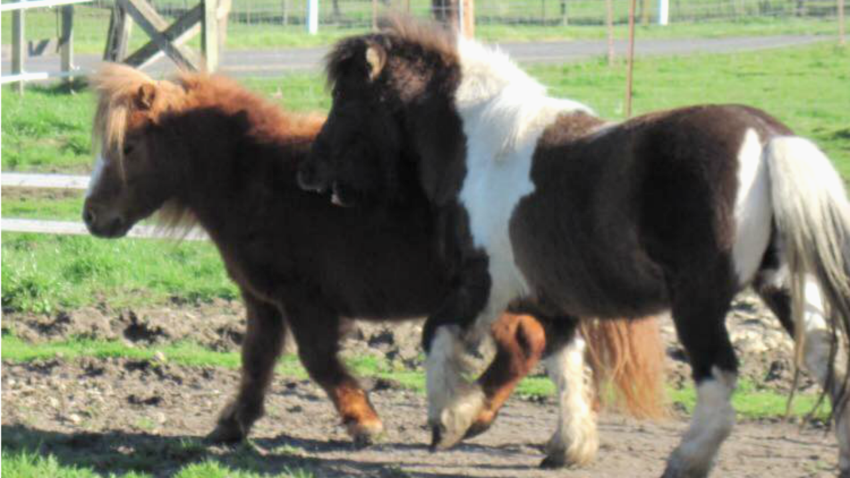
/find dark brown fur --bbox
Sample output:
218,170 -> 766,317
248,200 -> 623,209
299,19 -> 849,470
84,64 -> 666,447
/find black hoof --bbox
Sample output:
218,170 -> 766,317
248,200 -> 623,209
539,456 -> 566,469
463,420 -> 493,440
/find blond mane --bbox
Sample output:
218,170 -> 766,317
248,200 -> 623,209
89,64 -> 325,236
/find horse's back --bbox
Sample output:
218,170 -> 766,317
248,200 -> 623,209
510,104 -> 791,317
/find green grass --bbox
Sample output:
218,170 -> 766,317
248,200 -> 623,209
3,43 -> 849,314
0,332 -> 830,419
1,1 -> 841,55
3,42 -> 847,175
0,446 -> 314,478
1,232 -> 238,314
1,191 -> 84,221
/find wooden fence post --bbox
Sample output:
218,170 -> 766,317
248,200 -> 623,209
12,9 -> 25,93
104,3 -> 133,61
202,0 -> 219,71
625,0 -> 637,117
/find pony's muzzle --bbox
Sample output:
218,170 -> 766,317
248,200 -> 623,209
83,202 -> 129,238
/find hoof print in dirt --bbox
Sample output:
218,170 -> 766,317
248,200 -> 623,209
122,312 -> 169,344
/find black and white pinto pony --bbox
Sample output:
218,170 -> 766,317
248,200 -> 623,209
297,19 -> 850,477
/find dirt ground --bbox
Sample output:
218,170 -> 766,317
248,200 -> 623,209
0,293 -> 842,477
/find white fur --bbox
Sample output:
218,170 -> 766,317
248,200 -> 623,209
454,38 -> 594,338
765,136 -> 850,474
425,326 -> 485,447
665,367 -> 737,477
544,336 -> 598,466
426,38 -> 597,445
86,154 -> 106,198
800,278 -> 850,471
732,129 -> 773,285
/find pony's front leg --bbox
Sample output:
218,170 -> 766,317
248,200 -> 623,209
464,314 -> 547,439
209,291 -> 287,444
423,254 -> 497,450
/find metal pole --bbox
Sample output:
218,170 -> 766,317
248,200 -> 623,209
60,5 -> 74,84
458,0 -> 464,37
307,0 -> 318,34
12,9 -> 25,93
625,0 -> 637,117
658,0 -> 668,25
606,0 -> 614,66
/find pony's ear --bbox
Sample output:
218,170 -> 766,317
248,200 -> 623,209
135,83 -> 157,110
365,43 -> 386,81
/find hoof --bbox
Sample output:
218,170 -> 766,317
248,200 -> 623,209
539,455 -> 567,469
429,419 -> 470,451
660,463 -> 710,478
463,419 -> 494,440
206,419 -> 247,445
346,419 -> 384,449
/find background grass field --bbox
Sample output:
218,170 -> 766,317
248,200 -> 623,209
2,41 -> 848,477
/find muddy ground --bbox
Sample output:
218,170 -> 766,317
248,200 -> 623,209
1,293 -> 842,477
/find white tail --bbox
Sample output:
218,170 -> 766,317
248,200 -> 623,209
766,136 -> 850,403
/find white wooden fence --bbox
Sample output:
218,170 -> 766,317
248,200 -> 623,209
1,173 -> 208,241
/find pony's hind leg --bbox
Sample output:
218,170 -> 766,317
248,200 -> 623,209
209,292 -> 287,444
288,304 -> 383,447
755,270 -> 850,475
662,279 -> 738,478
465,313 -> 547,439
539,316 -> 599,469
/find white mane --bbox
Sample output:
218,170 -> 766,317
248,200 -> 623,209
454,38 -> 594,162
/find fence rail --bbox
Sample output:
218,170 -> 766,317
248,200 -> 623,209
1,173 -> 208,240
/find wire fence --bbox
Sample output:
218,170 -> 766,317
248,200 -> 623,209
1,0 -> 843,57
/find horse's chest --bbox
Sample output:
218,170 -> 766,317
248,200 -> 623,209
458,138 -> 539,302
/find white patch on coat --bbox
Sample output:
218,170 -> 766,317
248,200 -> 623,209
664,367 -> 736,477
732,128 -> 773,286
86,154 -> 107,198
425,325 -> 485,446
544,335 -> 598,466
453,38 -> 595,336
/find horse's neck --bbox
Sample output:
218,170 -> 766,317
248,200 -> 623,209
180,129 -> 305,235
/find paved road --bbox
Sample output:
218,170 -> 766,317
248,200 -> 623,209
2,34 -> 828,79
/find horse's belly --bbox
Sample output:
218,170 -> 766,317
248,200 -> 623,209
509,215 -> 669,319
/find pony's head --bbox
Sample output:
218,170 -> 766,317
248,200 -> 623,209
84,64 -> 187,238
298,17 -> 458,207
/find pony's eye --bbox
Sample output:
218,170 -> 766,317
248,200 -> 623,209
123,143 -> 135,156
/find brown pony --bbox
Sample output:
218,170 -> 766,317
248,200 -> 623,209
83,64 -> 666,449
299,18 -> 850,475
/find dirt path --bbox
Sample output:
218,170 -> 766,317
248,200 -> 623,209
1,291 -> 838,476
2,357 -> 839,478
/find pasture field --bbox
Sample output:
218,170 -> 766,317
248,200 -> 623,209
2,43 -> 848,476
1,5 -> 839,54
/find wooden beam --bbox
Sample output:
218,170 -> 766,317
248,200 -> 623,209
59,5 -> 74,83
12,9 -> 24,93
121,0 -> 199,70
124,3 -> 202,69
461,0 -> 474,38
104,3 -> 133,61
0,0 -> 91,13
202,0 -> 219,71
